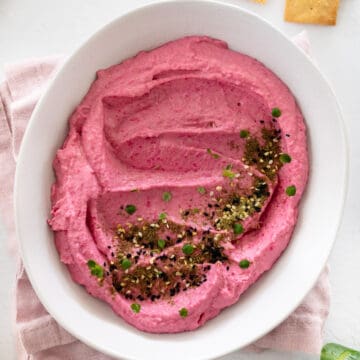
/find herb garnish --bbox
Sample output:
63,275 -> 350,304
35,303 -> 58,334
157,239 -> 166,249
286,185 -> 296,196
121,258 -> 132,270
223,167 -> 235,179
182,244 -> 194,255
240,130 -> 249,138
233,223 -> 244,235
159,212 -> 167,220
125,204 -> 137,215
206,148 -> 220,159
87,259 -> 104,279
162,191 -> 172,202
197,187 -> 206,195
271,107 -> 282,117
131,303 -> 141,313
279,153 -> 291,164
179,308 -> 188,317
239,259 -> 251,269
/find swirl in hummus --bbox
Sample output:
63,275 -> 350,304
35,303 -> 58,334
49,36 -> 308,333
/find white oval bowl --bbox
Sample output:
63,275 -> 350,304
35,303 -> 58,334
14,1 -> 347,359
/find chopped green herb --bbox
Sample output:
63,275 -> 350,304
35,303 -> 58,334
207,148 -> 220,159
87,260 -> 96,268
91,267 -> 104,278
159,212 -> 167,220
197,187 -> 206,195
125,204 -> 136,215
240,130 -> 249,138
233,223 -> 244,235
131,303 -> 141,313
286,185 -> 296,196
239,259 -> 251,269
272,107 -> 282,117
157,239 -> 166,249
121,258 -> 132,270
87,259 -> 104,279
279,153 -> 292,164
162,191 -> 172,202
182,244 -> 194,255
179,308 -> 188,317
223,168 -> 235,179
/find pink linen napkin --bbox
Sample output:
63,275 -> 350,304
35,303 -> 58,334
0,31 -> 330,359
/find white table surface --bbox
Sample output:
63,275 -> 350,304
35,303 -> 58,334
1,0 -> 359,359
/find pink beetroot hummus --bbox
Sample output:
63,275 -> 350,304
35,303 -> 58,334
49,36 -> 308,333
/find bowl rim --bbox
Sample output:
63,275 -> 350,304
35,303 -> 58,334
14,0 -> 349,359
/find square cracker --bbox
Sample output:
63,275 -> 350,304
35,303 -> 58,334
284,0 -> 339,25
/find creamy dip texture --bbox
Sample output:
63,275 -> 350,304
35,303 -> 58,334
49,36 -> 308,333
